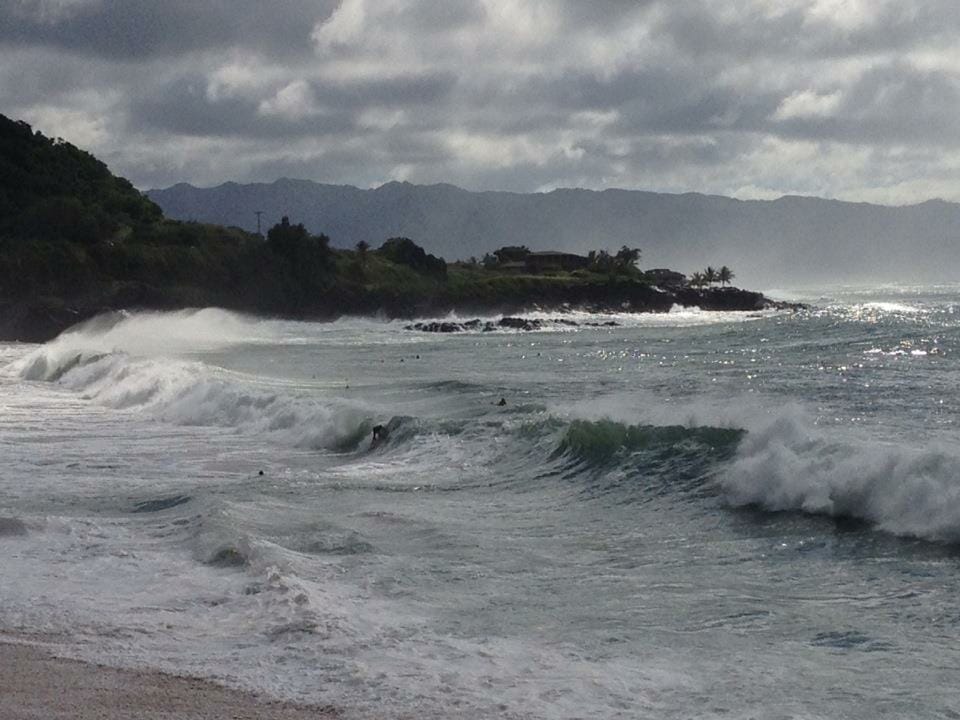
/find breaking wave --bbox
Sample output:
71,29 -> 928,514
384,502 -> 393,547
7,311 -> 377,452
720,408 -> 960,543
553,398 -> 960,544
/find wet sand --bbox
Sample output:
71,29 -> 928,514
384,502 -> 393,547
0,641 -> 338,720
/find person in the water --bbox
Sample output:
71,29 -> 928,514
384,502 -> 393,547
371,424 -> 388,447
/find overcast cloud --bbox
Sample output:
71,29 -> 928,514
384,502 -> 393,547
3,0 -> 960,203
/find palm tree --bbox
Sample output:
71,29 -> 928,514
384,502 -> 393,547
690,271 -> 706,289
718,266 -> 734,287
615,245 -> 641,269
704,266 -> 718,286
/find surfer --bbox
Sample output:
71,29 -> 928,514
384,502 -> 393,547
371,424 -> 388,447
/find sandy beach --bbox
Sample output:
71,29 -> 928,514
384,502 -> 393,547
0,641 -> 338,720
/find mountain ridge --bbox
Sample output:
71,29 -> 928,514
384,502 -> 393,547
148,179 -> 960,286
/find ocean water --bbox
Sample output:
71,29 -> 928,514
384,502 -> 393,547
2,286 -> 960,719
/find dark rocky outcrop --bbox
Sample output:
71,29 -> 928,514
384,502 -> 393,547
405,317 -> 545,333
404,316 -> 627,333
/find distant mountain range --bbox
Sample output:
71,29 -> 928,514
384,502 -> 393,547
148,179 -> 960,287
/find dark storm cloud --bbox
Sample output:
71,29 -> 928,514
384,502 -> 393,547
4,0 -> 960,203
127,76 -> 354,139
519,66 -> 779,135
656,2 -> 960,61
125,70 -> 454,139
2,0 -> 336,59
312,72 -> 459,108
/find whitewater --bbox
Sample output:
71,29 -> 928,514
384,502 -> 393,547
2,285 -> 960,719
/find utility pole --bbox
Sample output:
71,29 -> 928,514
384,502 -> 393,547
254,210 -> 265,237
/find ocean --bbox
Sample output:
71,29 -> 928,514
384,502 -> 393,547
2,285 -> 960,719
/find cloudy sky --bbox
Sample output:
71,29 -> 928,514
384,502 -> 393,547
3,0 -> 959,203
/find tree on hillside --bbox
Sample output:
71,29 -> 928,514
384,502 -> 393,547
690,271 -> 707,289
266,216 -> 333,308
355,240 -> 370,269
268,216 -> 308,256
615,245 -> 641,269
378,237 -> 446,277
718,266 -> 734,286
704,266 -> 718,286
0,113 -> 161,241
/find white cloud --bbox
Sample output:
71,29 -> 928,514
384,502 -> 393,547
206,58 -> 270,102
258,80 -> 316,120
311,0 -> 370,53
17,105 -> 109,148
773,89 -> 842,120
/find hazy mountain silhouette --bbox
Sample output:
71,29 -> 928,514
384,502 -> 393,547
148,179 -> 960,287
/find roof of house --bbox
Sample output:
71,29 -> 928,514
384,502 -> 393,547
526,250 -> 587,259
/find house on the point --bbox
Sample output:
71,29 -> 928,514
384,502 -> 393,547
645,268 -> 687,289
492,246 -> 590,273
524,251 -> 591,273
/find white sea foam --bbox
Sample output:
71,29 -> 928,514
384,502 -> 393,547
720,407 -> 960,542
416,306 -> 778,333
550,390 -> 773,432
859,301 -> 920,314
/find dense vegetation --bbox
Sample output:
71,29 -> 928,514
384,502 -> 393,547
0,113 -> 761,341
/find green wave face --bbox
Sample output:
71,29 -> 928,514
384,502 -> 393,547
557,419 -> 745,468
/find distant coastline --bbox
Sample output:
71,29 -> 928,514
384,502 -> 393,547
0,113 -> 797,343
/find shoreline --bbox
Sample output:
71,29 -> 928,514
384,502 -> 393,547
0,285 -> 800,343
0,639 -> 339,720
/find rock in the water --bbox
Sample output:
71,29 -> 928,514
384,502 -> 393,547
497,317 -> 543,331
406,316 -> 547,332
0,517 -> 28,537
404,321 -> 467,333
